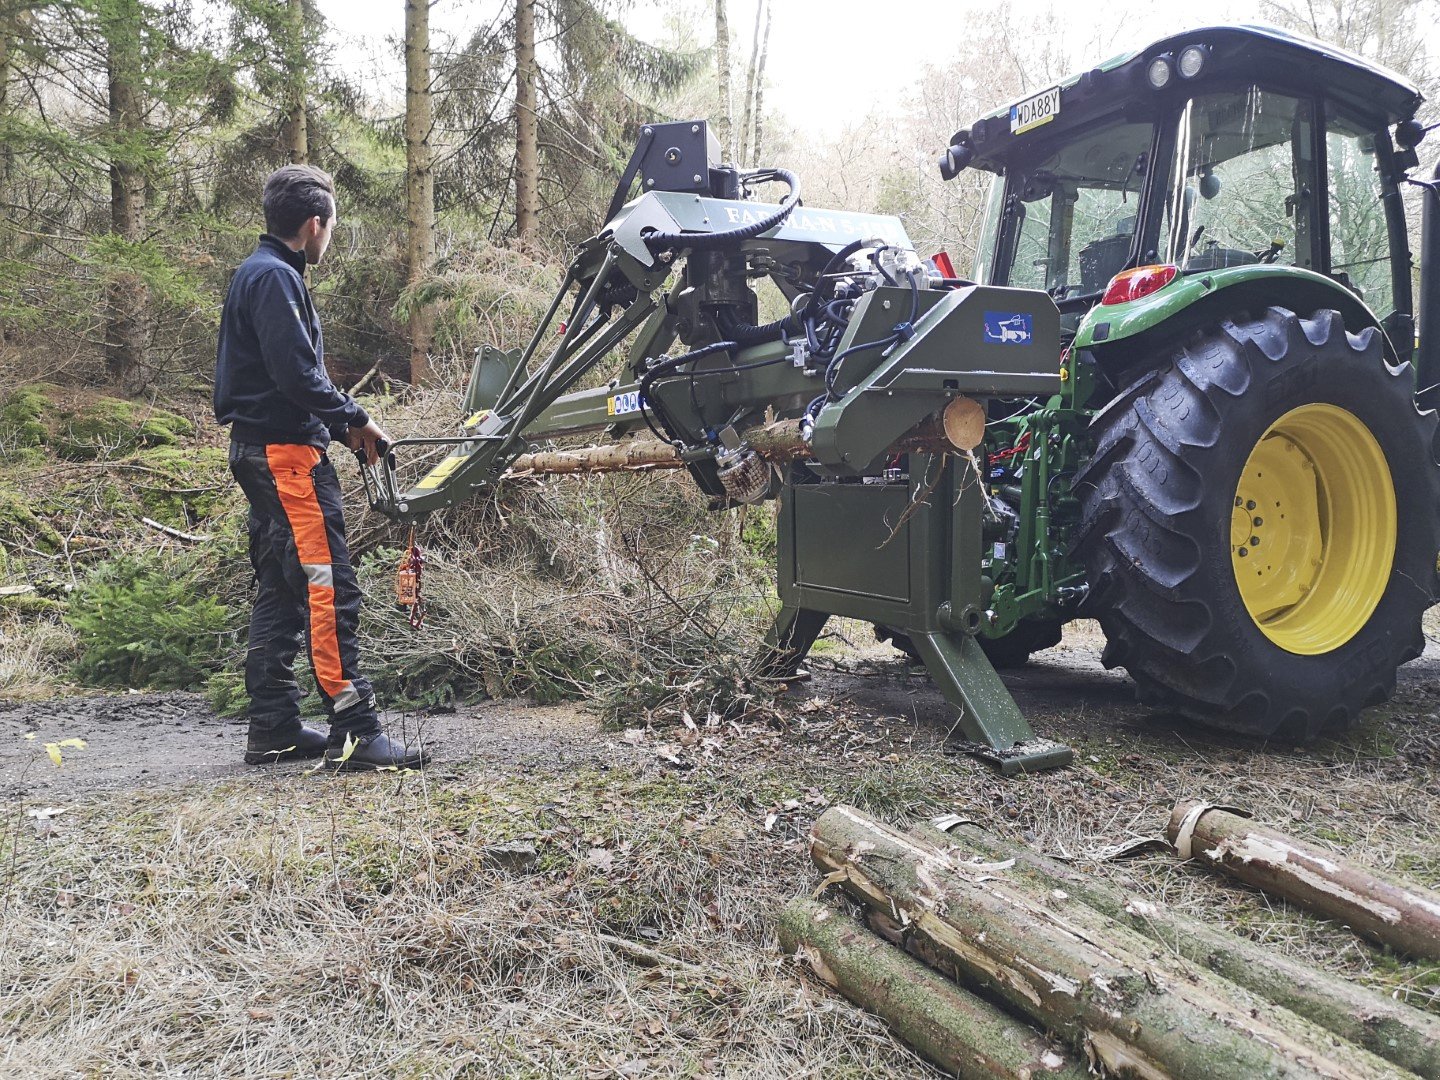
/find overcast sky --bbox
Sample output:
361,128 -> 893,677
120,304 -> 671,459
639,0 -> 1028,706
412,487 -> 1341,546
313,0 -> 1437,137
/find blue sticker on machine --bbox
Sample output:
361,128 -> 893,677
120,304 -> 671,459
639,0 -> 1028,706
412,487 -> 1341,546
984,311 -> 1033,345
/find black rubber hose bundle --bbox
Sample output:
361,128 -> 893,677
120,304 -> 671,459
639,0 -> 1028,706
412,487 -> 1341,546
716,308 -> 801,346
642,168 -> 801,255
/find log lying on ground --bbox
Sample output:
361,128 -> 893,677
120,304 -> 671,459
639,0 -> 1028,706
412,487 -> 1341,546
908,821 -> 1440,1079
811,805 -> 1408,1080
506,397 -> 984,477
778,899 -> 1086,1080
1167,802 -> 1440,963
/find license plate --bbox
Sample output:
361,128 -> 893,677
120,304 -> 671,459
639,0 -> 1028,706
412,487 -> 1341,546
1010,86 -> 1060,134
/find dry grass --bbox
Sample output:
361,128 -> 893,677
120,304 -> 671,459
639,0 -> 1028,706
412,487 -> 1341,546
2,633 -> 1439,1076
0,719 -> 958,1078
0,612 -> 75,700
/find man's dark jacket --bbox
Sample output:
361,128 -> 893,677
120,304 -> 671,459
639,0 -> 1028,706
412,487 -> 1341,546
214,235 -> 368,447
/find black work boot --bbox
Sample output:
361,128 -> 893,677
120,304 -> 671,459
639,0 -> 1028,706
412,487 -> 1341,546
324,731 -> 429,772
245,724 -> 328,765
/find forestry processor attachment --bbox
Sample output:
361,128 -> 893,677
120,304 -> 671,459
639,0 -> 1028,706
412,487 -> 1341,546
360,119 -> 1074,775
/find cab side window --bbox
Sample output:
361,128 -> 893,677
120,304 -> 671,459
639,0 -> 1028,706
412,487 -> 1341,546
1163,89 -> 1316,272
1325,115 -> 1393,316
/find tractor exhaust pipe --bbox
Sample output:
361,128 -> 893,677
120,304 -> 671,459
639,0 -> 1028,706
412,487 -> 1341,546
1418,158 -> 1440,410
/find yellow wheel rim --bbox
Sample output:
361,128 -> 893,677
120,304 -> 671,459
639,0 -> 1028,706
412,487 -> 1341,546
1232,404 -> 1395,655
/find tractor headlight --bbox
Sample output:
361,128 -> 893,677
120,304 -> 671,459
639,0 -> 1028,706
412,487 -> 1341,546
1177,44 -> 1208,79
1146,55 -> 1173,89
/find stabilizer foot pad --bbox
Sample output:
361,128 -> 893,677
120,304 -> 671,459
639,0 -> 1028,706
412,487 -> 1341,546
952,737 -> 1074,776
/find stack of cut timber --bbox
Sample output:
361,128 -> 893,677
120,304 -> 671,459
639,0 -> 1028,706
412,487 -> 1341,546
786,805 -> 1434,1079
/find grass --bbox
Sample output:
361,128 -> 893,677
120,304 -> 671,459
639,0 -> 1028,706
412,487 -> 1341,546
2,643 -> 1437,1077
0,735 -> 945,1078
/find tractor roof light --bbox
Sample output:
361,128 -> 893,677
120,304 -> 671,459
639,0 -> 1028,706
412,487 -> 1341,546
1101,264 -> 1178,306
1177,44 -> 1209,79
1147,55 -> 1173,90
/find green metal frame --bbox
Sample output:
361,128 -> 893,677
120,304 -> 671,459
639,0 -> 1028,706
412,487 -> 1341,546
761,455 -> 1072,774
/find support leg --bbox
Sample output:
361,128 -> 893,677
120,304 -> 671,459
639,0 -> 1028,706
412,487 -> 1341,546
909,630 -> 1073,775
757,606 -> 829,679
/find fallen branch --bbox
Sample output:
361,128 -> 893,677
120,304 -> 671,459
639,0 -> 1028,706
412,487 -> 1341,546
349,354 -> 388,396
140,517 -> 212,543
594,932 -> 709,978
1166,801 -> 1440,962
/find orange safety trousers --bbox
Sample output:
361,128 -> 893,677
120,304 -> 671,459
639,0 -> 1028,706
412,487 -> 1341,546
228,441 -> 379,739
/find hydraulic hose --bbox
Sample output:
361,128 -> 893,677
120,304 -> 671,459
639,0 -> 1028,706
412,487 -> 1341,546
716,308 -> 801,345
642,168 -> 801,255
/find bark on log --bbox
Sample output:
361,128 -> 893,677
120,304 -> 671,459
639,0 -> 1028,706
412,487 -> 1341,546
908,821 -> 1440,1079
506,402 -> 981,478
811,805 -> 1407,1080
779,899 -> 1086,1080
1167,802 -> 1440,963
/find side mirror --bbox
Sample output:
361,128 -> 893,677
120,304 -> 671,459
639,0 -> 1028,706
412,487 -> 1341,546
1199,170 -> 1221,200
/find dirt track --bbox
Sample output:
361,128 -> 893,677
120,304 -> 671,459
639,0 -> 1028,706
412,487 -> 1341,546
3,620 -> 1436,800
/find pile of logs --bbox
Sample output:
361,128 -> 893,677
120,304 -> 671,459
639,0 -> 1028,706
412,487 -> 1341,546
784,804 -> 1440,1079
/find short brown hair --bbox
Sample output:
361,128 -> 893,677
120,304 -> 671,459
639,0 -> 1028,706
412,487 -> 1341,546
262,165 -> 336,239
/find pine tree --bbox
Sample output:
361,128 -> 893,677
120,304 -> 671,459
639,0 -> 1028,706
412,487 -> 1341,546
405,0 -> 435,383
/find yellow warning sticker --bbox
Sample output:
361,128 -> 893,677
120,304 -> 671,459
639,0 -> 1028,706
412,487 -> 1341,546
414,455 -> 466,490
464,409 -> 490,428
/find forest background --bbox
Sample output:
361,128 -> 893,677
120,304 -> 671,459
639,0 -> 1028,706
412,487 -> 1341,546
0,0 -> 1437,712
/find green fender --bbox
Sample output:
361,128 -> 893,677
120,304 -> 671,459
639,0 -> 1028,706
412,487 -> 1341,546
1073,264 -> 1391,360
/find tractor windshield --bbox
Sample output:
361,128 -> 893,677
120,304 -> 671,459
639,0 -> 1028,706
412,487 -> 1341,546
978,120 -> 1155,297
1161,88 -> 1315,274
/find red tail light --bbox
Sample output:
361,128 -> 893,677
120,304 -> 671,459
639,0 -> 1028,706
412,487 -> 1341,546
1101,264 -> 1177,306
930,250 -> 957,278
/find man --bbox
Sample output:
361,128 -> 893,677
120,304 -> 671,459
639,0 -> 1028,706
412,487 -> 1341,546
215,164 -> 426,771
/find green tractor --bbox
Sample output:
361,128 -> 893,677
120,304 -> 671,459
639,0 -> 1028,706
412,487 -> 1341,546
363,25 -> 1440,771
948,24 -> 1440,739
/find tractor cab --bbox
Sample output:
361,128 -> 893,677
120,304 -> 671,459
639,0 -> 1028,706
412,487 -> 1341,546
948,25 -> 1425,360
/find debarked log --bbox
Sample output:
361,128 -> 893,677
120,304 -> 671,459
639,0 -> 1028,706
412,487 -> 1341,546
505,397 -> 985,477
906,821 -> 1440,1079
1167,802 -> 1440,963
778,899 -> 1086,1079
811,805 -> 1408,1080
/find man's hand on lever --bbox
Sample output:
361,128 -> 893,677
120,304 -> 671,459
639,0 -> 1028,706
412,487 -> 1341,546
346,419 -> 391,466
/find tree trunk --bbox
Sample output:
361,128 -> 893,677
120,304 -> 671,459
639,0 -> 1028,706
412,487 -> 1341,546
712,0 -> 731,161
0,3 -> 12,186
910,820 -> 1440,1078
504,400 -> 983,477
282,0 -> 308,163
811,806 -> 1406,1080
513,0 -> 539,241
778,899 -> 1086,1080
738,0 -> 762,163
104,0 -> 148,387
404,0 -> 435,385
1166,802 -> 1440,962
749,0 -> 771,164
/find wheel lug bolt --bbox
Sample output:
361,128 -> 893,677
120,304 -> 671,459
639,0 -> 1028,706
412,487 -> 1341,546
1238,548 -> 1248,557
1235,496 -> 1243,507
1252,516 -> 1263,526
1250,536 -> 1260,546
1246,500 -> 1256,510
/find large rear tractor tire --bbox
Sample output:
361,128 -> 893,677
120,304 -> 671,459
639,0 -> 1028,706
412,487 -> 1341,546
1074,307 -> 1440,739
